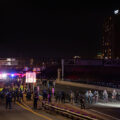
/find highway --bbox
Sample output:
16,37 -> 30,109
55,84 -> 120,120
0,102 -> 70,120
88,103 -> 120,120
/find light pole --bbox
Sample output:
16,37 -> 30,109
61,59 -> 64,80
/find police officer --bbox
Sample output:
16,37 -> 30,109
12,90 -> 17,104
20,89 -> 23,102
80,95 -> 85,109
17,89 -> 20,102
33,91 -> 38,109
6,90 -> 12,109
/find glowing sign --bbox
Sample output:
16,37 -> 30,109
26,72 -> 36,83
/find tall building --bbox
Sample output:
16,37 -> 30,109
102,10 -> 120,59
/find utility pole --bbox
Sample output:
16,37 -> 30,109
61,59 -> 64,80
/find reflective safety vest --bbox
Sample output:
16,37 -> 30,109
0,88 -> 3,92
20,85 -> 24,91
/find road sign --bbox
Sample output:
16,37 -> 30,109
26,72 -> 36,83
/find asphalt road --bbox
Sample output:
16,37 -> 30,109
88,103 -> 120,120
0,101 -> 70,120
55,84 -> 120,120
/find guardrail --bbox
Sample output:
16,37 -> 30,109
42,102 -> 98,120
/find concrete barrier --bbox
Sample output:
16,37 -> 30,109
56,81 -> 120,92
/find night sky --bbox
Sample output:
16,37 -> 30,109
0,1 -> 119,58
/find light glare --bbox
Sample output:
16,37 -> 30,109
114,10 -> 119,14
2,73 -> 7,79
11,74 -> 14,77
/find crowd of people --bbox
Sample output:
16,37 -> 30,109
42,84 -> 120,109
0,80 -> 120,111
56,89 -> 120,104
34,80 -> 120,110
0,87 -> 24,109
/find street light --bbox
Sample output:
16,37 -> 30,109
114,9 -> 119,15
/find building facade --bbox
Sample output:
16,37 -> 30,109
102,11 -> 120,59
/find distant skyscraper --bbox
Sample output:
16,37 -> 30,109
102,10 -> 120,59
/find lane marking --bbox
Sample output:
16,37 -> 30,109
16,102 -> 53,120
90,109 -> 120,120
21,102 -> 31,109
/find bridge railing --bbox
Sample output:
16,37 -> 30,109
42,102 -> 98,120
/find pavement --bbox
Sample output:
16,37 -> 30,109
1,84 -> 119,120
0,102 -> 48,120
55,83 -> 120,120
21,94 -> 105,120
0,92 -> 120,120
23,84 -> 120,120
88,102 -> 120,120
0,99 -> 70,120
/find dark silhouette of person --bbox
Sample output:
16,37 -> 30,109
33,91 -> 39,109
6,91 -> 12,109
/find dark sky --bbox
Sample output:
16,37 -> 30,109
0,1 -> 120,58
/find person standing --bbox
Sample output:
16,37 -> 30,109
20,89 -> 23,102
88,90 -> 93,104
33,91 -> 39,109
80,95 -> 85,109
13,90 -> 17,104
70,91 -> 74,104
55,92 -> 58,102
85,91 -> 89,103
75,91 -> 79,103
118,91 -> 120,100
6,90 -> 12,109
112,89 -> 117,102
17,89 -> 20,102
94,91 -> 99,103
61,91 -> 66,103
48,89 -> 52,103
103,90 -> 108,103
53,81 -> 55,88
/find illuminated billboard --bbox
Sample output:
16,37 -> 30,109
26,72 -> 36,83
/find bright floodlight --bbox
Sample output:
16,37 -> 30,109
97,103 -> 120,108
2,73 -> 7,79
114,10 -> 119,14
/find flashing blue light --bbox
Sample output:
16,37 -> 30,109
11,74 -> 15,77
